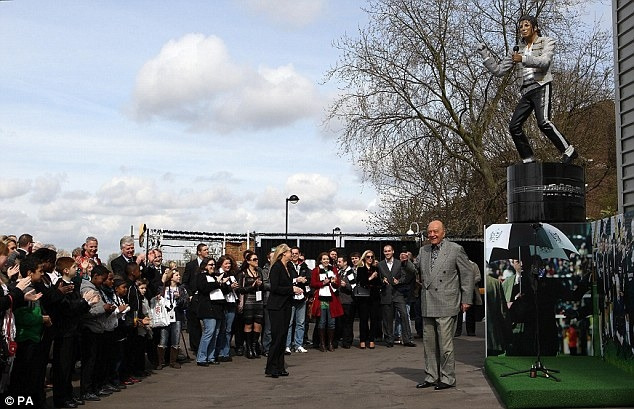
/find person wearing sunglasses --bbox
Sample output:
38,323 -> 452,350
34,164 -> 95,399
237,251 -> 264,359
355,250 -> 382,349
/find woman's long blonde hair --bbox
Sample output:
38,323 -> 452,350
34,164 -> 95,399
272,244 -> 291,263
359,249 -> 375,268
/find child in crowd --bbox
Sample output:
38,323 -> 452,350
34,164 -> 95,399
136,279 -> 155,369
96,271 -> 122,395
111,277 -> 130,386
51,257 -> 98,409
157,269 -> 188,369
79,265 -> 112,402
9,254 -> 49,409
124,263 -> 150,381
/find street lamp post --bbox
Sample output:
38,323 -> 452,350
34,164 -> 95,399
407,222 -> 423,245
406,222 -> 420,236
332,226 -> 341,247
285,195 -> 300,242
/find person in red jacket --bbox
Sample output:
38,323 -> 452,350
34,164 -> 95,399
567,323 -> 579,355
310,252 -> 343,351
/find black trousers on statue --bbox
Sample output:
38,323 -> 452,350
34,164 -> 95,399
509,83 -> 571,160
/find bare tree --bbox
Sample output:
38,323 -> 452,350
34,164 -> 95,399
325,0 -> 613,235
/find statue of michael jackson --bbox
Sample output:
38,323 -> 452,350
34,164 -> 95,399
478,15 -> 578,164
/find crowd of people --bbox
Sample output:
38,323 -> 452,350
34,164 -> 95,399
0,221 -> 477,408
485,249 -> 591,357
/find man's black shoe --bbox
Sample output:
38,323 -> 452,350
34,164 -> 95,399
196,361 -> 209,367
72,397 -> 85,406
434,382 -> 455,390
416,381 -> 435,389
403,341 -> 417,347
208,360 -> 220,365
54,400 -> 78,409
97,389 -> 112,397
79,393 -> 100,402
266,372 -> 279,378
105,383 -> 121,392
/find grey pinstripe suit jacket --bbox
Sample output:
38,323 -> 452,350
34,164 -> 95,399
415,240 -> 474,318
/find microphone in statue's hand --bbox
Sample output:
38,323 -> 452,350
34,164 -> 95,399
512,46 -> 521,63
476,43 -> 488,58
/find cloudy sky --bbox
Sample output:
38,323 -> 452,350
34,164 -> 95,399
0,0 -> 382,256
0,0 -> 612,257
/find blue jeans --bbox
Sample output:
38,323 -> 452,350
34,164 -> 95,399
216,307 -> 235,358
159,321 -> 181,347
394,304 -> 410,338
197,318 -> 220,363
318,306 -> 335,329
286,302 -> 306,348
262,307 -> 272,353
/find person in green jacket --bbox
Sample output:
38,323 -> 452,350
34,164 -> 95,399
9,254 -> 50,409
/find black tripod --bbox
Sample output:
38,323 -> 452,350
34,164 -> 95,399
501,225 -> 561,382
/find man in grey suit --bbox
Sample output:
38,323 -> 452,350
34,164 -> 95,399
415,220 -> 474,390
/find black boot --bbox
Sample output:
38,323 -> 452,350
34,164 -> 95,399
319,329 -> 326,352
252,332 -> 261,358
245,332 -> 254,359
327,329 -> 335,352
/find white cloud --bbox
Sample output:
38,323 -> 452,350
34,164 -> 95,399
239,0 -> 326,27
130,34 -> 324,133
285,173 -> 338,211
31,173 -> 65,204
254,186 -> 283,210
0,179 -> 31,200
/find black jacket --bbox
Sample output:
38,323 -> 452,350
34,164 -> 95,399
47,279 -> 91,337
266,260 -> 294,311
196,272 -> 225,320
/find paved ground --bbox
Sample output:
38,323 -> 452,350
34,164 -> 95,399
54,322 -> 507,409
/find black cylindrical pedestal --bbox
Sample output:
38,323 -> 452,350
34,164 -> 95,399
507,162 -> 585,223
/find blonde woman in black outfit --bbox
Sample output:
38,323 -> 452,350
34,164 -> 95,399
264,244 -> 304,378
356,250 -> 382,349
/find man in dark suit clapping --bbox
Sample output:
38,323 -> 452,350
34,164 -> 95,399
181,243 -> 210,355
415,220 -> 474,390
110,236 -> 136,277
378,244 -> 417,348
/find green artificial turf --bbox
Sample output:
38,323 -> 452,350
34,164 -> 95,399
485,356 -> 634,409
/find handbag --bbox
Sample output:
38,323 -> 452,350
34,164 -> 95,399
149,297 -> 170,328
0,295 -> 15,394
0,295 -> 16,363
308,294 -> 320,319
353,285 -> 371,297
